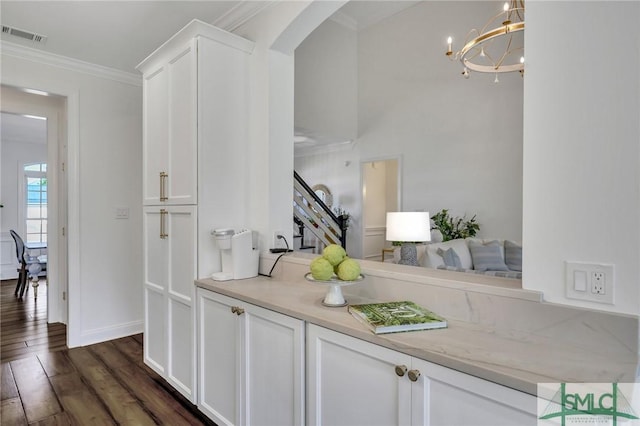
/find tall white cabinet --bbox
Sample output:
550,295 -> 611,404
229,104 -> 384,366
137,19 -> 254,403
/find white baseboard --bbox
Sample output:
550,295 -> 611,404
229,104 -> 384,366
78,320 -> 143,347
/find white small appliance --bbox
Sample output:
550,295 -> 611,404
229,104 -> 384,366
211,228 -> 259,281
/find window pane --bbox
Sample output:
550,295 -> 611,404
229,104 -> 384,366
26,220 -> 41,234
26,205 -> 40,219
23,163 -> 48,244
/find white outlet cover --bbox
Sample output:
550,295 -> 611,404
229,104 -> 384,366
565,261 -> 614,304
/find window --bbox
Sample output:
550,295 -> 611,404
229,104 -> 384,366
24,162 -> 47,243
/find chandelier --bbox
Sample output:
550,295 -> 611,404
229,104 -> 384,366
445,1 -> 524,80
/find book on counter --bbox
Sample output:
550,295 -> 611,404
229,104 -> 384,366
348,301 -> 447,334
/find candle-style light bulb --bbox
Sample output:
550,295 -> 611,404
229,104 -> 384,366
504,2 -> 509,12
447,36 -> 452,53
520,56 -> 525,64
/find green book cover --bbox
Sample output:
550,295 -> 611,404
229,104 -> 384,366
348,301 -> 447,334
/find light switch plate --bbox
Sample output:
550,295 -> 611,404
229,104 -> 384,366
115,207 -> 129,219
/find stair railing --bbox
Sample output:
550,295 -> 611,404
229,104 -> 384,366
293,171 -> 346,250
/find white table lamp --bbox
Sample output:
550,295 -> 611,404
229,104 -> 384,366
386,212 -> 431,266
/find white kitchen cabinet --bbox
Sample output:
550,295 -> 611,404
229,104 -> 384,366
138,19 -> 254,406
307,324 -> 537,426
141,39 -> 197,206
197,288 -> 305,426
307,323 -> 413,425
143,205 -> 197,401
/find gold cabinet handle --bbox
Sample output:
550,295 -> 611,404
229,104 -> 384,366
408,369 -> 421,382
159,209 -> 168,239
160,172 -> 168,201
395,365 -> 408,377
231,306 -> 237,314
235,307 -> 245,316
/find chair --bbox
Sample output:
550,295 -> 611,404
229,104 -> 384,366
9,230 -> 47,298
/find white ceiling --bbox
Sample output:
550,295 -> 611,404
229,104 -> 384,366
0,1 -> 422,75
0,1 -> 241,74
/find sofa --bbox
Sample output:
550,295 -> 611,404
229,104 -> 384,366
393,238 -> 522,279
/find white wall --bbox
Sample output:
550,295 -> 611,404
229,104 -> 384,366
294,17 -> 357,144
1,51 -> 144,344
294,2 -> 524,257
523,1 -> 640,315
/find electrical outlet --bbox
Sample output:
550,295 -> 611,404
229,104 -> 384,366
591,271 -> 605,294
565,262 -> 614,304
272,231 -> 285,248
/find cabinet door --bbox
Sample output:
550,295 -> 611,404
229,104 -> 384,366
143,207 -> 168,374
142,66 -> 168,205
143,206 -> 196,401
243,303 -> 305,426
307,324 -> 413,426
197,290 -> 242,426
410,357 -> 537,426
166,205 -> 197,402
166,40 -> 197,205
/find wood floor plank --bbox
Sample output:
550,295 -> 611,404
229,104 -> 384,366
66,347 -> 156,426
1,363 -> 19,400
49,372 -> 115,425
37,352 -> 76,378
9,356 -> 62,423
29,411 -> 73,426
89,341 -> 210,425
0,397 -> 28,425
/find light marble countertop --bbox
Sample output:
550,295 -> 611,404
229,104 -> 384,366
195,273 -> 639,396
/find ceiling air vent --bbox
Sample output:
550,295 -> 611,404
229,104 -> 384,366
2,25 -> 47,44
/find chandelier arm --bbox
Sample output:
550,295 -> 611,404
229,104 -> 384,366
445,2 -> 525,76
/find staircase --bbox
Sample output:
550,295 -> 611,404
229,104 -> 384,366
293,171 -> 347,253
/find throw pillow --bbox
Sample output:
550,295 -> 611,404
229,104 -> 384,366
436,247 -> 462,268
468,240 -> 509,272
504,240 -> 522,272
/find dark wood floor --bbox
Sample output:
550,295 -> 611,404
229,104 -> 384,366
1,280 -> 214,425
1,279 -> 66,363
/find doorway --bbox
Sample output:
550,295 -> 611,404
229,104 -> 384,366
1,85 -> 68,325
361,157 -> 400,261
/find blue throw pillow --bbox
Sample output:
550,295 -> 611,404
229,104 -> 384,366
504,240 -> 522,272
437,247 -> 462,268
468,240 -> 509,272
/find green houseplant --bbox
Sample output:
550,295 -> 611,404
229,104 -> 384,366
431,209 -> 479,242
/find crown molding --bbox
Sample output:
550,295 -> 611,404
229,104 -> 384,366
0,41 -> 141,87
213,0 -> 277,32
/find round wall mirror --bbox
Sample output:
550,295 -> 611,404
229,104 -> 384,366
311,184 -> 333,208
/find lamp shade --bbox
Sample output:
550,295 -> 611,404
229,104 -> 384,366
386,212 -> 431,242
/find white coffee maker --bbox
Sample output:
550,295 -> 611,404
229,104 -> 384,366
211,228 -> 259,281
